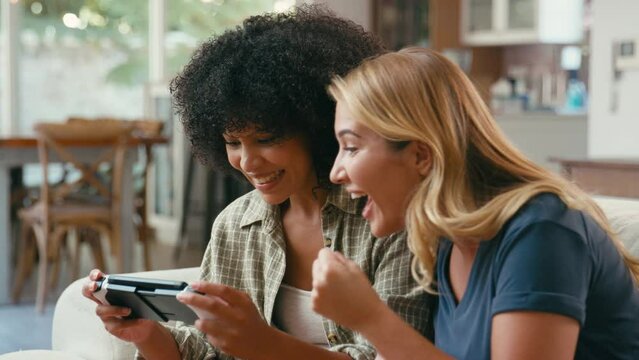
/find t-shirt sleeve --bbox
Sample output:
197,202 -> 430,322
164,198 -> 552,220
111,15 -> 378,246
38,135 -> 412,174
491,220 -> 592,325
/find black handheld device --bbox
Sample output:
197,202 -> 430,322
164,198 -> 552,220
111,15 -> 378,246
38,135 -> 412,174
93,275 -> 201,324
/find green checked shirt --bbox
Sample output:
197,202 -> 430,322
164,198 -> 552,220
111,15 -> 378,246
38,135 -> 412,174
142,186 -> 433,359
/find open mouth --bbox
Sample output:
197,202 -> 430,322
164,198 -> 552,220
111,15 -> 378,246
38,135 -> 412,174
350,192 -> 367,200
252,169 -> 284,185
349,192 -> 374,219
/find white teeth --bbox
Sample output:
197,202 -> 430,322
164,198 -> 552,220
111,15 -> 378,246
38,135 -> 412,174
350,193 -> 366,199
253,170 -> 283,184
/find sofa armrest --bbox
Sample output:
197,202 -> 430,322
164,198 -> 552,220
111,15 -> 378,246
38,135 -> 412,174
51,267 -> 200,360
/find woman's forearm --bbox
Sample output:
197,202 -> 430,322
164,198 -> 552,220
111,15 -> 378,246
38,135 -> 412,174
359,306 -> 452,360
135,322 -> 182,360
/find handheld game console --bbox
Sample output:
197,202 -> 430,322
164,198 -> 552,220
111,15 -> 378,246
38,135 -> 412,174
93,275 -> 203,324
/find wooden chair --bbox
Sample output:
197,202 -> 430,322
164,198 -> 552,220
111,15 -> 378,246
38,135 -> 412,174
12,121 -> 133,312
129,119 -> 164,271
66,117 -> 164,271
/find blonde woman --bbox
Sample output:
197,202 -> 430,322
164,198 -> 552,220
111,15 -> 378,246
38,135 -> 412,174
312,47 -> 639,360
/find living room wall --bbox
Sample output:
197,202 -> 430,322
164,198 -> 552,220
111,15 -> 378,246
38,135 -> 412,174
589,0 -> 639,157
315,0 -> 371,30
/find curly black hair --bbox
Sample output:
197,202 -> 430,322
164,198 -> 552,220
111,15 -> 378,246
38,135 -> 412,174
170,4 -> 385,186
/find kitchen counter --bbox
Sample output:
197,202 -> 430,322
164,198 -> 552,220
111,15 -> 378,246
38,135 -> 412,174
495,113 -> 587,173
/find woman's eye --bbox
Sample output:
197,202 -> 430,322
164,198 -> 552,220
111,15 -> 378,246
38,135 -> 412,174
257,137 -> 276,144
343,146 -> 358,154
224,140 -> 240,147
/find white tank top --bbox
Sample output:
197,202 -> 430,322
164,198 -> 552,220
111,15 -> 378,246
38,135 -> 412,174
272,283 -> 329,348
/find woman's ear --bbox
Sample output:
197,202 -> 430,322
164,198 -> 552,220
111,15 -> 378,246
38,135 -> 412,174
413,142 -> 432,176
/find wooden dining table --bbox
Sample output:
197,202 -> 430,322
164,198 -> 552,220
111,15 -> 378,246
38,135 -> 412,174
0,135 -> 168,305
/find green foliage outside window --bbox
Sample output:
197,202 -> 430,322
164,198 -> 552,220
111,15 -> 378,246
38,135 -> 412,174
21,0 -> 275,85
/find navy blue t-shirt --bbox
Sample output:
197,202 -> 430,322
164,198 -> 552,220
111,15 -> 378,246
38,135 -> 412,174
434,193 -> 639,359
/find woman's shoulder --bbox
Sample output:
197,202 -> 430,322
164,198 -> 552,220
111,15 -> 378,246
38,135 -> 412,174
506,193 -> 575,229
498,192 -> 595,247
213,189 -> 268,226
519,192 -> 567,217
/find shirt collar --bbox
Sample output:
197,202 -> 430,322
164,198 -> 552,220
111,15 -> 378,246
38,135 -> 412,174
240,185 -> 362,228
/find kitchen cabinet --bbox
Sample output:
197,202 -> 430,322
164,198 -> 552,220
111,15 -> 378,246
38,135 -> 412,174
461,0 -> 584,46
372,0 -> 429,50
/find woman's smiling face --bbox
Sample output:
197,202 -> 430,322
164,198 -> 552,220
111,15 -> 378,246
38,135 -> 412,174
330,101 -> 427,237
224,127 -> 317,205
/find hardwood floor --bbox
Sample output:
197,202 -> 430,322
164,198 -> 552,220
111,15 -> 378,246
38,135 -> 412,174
0,240 -> 203,354
0,303 -> 56,354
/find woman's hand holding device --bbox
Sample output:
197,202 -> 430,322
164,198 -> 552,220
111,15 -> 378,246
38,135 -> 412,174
84,271 -> 277,358
82,269 -> 160,344
90,272 -> 202,324
176,281 -> 276,359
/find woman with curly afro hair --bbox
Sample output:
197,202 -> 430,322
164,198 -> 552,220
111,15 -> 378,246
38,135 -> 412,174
82,4 -> 433,360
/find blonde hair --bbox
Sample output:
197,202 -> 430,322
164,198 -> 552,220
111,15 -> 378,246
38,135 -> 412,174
329,47 -> 639,292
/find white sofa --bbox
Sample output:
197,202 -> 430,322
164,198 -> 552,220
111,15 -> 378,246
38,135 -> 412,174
0,267 -> 200,360
1,196 -> 638,360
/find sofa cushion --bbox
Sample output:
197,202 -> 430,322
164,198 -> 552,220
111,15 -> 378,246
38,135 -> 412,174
593,196 -> 639,257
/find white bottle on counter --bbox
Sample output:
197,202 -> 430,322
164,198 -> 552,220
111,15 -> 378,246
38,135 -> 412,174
490,77 -> 512,115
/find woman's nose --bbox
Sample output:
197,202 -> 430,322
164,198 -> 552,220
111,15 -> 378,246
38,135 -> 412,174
240,146 -> 262,171
329,158 -> 347,184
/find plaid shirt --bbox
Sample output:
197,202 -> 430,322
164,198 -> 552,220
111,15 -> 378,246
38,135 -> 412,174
139,186 -> 433,359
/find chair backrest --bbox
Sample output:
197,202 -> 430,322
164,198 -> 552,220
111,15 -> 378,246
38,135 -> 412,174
131,119 -> 164,138
66,116 -> 164,137
65,116 -> 164,201
33,121 -> 134,223
66,117 -> 164,173
127,119 -> 164,184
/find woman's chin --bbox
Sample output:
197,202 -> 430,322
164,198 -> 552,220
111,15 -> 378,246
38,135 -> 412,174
370,223 -> 392,238
370,220 -> 406,238
258,192 -> 288,205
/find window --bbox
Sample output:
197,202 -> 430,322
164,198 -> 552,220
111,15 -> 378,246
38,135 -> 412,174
2,0 -> 296,236
19,1 -> 149,134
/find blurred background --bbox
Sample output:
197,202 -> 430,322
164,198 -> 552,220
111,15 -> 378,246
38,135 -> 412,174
1,0 -> 639,354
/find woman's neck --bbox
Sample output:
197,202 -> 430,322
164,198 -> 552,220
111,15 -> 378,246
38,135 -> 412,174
283,186 -> 328,219
453,239 -> 481,257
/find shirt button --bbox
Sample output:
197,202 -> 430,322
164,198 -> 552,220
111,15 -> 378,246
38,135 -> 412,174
327,332 -> 339,345
324,238 -> 332,247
